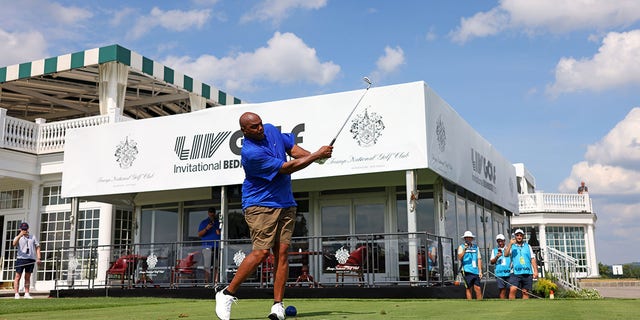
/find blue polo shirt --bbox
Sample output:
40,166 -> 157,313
198,218 -> 220,248
241,123 -> 297,210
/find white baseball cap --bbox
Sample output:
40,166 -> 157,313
514,229 -> 525,235
461,231 -> 475,238
496,234 -> 505,241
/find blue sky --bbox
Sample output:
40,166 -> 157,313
1,0 -> 639,265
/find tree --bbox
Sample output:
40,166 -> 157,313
598,262 -> 611,278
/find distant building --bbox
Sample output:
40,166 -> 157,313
512,163 -> 599,279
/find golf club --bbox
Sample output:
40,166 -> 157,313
329,76 -> 372,146
317,77 -> 372,164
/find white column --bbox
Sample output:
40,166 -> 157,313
406,170 -> 419,283
0,108 -> 7,148
28,182 -> 40,290
538,224 -> 547,274
98,62 -> 129,119
586,224 -> 599,277
189,93 -> 207,112
96,203 -> 114,285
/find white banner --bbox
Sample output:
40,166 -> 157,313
62,82 -> 429,198
425,85 -> 518,212
62,81 -> 516,212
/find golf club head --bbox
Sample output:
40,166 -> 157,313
363,77 -> 372,87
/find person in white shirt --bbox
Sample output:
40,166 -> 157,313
12,222 -> 41,299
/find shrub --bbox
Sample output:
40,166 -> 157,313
533,277 -> 558,298
558,288 -> 602,299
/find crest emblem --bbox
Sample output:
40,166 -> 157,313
335,247 -> 350,264
349,108 -> 385,147
146,252 -> 158,269
114,136 -> 139,169
233,250 -> 246,266
436,115 -> 446,152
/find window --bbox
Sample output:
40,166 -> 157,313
0,189 -> 24,209
42,186 -> 71,206
113,208 -> 133,247
37,211 -> 71,281
546,226 -> 587,270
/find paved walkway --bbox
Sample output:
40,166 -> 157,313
580,279 -> 640,299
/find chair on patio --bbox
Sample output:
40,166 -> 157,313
335,245 -> 366,286
106,255 -> 133,288
170,251 -> 199,288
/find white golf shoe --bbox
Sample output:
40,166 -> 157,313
215,287 -> 237,320
268,302 -> 285,320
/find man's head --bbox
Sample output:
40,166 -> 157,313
20,222 -> 29,231
514,229 -> 525,243
207,207 -> 217,220
496,233 -> 506,247
581,181 -> 586,186
239,112 -> 264,140
461,230 -> 475,244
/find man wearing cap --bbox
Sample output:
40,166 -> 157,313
12,222 -> 41,299
457,230 -> 482,300
504,229 -> 538,299
490,234 -> 511,299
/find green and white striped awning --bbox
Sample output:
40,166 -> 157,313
0,44 -> 243,106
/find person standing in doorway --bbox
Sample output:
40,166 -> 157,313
489,234 -> 511,299
198,207 -> 221,287
215,112 -> 333,320
504,229 -> 538,299
12,222 -> 41,299
457,230 -> 483,300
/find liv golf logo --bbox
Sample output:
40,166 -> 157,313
174,131 -> 232,160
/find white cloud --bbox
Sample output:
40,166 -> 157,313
450,0 -> 640,43
162,32 -> 340,93
48,2 -> 93,25
241,0 -> 327,25
559,108 -> 640,194
0,29 -> 48,66
110,7 -> 136,26
559,107 -> 640,263
129,7 -> 211,40
450,8 -> 508,44
547,30 -> 640,95
375,46 -> 405,74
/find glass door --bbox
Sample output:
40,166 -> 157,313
319,198 -> 386,285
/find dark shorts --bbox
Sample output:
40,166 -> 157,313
509,273 -> 533,291
244,206 -> 296,250
463,272 -> 481,288
497,276 -> 511,289
16,259 -> 35,273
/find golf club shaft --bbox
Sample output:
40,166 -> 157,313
329,78 -> 372,146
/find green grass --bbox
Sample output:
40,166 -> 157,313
2,297 -> 639,320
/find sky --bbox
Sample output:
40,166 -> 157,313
1,0 -> 639,265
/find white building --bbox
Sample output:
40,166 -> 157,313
512,163 -> 599,280
2,45 -> 591,292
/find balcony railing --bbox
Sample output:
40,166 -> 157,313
0,108 -> 132,154
518,192 -> 593,214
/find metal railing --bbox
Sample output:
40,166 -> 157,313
544,246 -> 582,291
518,192 -> 593,213
50,232 -> 455,293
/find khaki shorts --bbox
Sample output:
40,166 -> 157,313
244,206 -> 296,250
